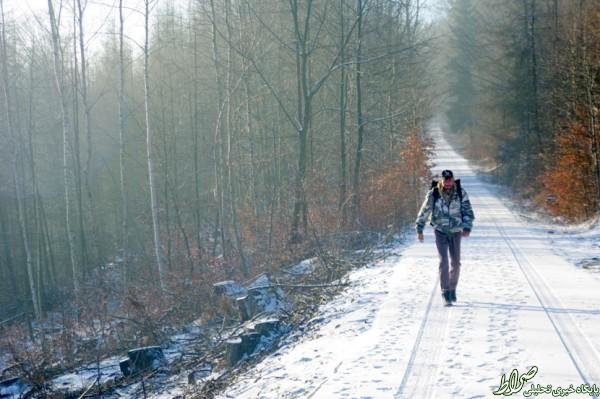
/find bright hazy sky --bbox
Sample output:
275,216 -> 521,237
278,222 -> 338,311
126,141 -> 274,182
8,0 -> 447,56
7,0 -> 163,54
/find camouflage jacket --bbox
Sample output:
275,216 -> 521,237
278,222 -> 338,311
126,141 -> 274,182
415,182 -> 475,235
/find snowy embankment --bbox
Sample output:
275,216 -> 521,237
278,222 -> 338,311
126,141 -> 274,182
539,219 -> 600,275
217,125 -> 600,398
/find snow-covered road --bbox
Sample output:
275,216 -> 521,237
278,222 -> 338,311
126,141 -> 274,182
218,126 -> 600,399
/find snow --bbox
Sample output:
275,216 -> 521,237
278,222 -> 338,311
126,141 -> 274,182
40,284 -> 294,398
42,271 -> 295,397
14,124 -> 600,398
0,377 -> 31,398
486,189 -> 600,277
545,222 -> 600,276
217,125 -> 600,398
49,355 -> 123,394
47,326 -> 206,397
287,257 -> 318,276
214,280 -> 247,298
0,354 -> 10,373
247,274 -> 293,315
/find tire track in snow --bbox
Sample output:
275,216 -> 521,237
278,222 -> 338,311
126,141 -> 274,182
492,214 -> 600,397
395,276 -> 450,398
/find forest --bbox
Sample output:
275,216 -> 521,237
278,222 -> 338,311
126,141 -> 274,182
443,0 -> 600,221
0,0 -> 434,385
0,0 -> 598,395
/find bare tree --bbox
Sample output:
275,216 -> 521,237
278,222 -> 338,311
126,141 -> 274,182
208,0 -> 228,259
47,0 -> 79,294
350,0 -> 365,227
338,0 -> 349,228
118,0 -> 129,285
143,0 -> 166,288
76,0 -> 100,265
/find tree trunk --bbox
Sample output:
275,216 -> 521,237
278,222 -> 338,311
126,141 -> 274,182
338,0 -> 348,228
47,0 -> 79,295
191,12 -> 203,271
118,0 -> 129,285
0,200 -> 20,311
289,0 -> 313,243
71,0 -> 88,278
224,0 -> 248,275
160,86 -> 173,271
209,0 -> 228,260
529,0 -> 541,150
76,0 -> 100,266
143,0 -> 166,289
351,0 -> 365,228
26,41 -> 47,313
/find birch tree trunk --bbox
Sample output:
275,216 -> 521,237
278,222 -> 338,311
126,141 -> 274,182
224,0 -> 248,275
143,0 -> 166,289
47,0 -> 79,294
71,0 -> 88,277
76,0 -> 100,265
118,0 -> 129,284
26,42 -> 47,314
209,0 -> 228,259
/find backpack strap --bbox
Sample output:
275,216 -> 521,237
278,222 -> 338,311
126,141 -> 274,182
455,179 -> 465,219
431,180 -> 440,207
455,179 -> 463,202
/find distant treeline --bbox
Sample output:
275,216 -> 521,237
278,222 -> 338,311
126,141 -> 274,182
443,0 -> 600,221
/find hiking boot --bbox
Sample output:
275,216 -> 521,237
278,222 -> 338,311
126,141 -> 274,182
449,290 -> 457,303
442,291 -> 452,306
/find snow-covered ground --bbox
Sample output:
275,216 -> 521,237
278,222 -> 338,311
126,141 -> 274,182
47,327 -> 207,398
543,221 -> 600,277
217,125 -> 600,398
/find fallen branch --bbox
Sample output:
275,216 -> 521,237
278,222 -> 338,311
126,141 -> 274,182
77,380 -> 96,399
247,282 -> 348,291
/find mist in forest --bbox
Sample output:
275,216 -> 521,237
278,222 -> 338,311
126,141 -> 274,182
0,0 -> 598,394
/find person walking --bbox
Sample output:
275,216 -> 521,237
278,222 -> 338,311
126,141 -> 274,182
415,169 -> 475,306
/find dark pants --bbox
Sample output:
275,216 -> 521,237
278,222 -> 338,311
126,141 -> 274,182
434,229 -> 462,293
